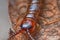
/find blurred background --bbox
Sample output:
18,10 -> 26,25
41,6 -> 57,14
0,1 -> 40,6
0,0 -> 11,40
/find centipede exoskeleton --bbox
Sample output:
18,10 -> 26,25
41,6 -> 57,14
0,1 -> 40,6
8,0 -> 41,40
8,0 -> 60,40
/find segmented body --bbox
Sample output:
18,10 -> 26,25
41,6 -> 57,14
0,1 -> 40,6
8,0 -> 60,40
8,0 -> 40,40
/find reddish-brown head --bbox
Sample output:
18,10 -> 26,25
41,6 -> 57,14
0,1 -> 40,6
20,18 -> 36,33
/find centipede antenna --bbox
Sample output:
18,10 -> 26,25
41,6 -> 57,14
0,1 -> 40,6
27,29 -> 35,40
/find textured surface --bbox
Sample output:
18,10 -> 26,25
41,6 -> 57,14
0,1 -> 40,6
8,0 -> 60,40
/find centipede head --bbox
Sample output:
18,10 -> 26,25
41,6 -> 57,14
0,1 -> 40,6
20,18 -> 36,33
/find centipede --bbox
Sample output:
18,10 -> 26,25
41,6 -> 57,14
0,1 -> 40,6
8,0 -> 60,40
8,0 -> 41,40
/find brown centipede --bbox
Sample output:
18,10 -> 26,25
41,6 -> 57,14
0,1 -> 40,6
8,0 -> 60,40
8,0 -> 41,40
